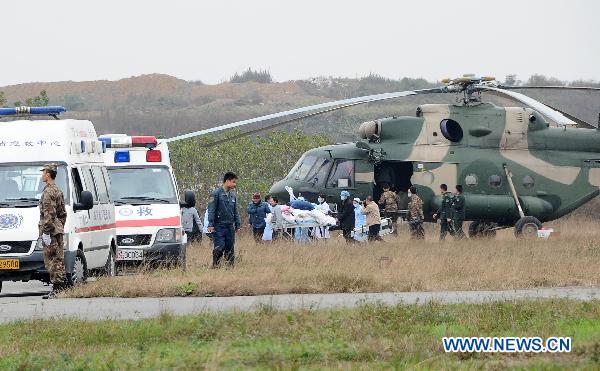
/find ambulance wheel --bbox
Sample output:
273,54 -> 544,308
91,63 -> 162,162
72,249 -> 88,285
103,248 -> 116,277
514,216 -> 542,239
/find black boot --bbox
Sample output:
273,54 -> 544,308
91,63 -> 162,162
42,284 -> 60,299
42,279 -> 66,299
65,273 -> 74,289
212,250 -> 221,269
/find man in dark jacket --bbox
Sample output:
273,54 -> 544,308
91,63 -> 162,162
207,172 -> 241,267
247,192 -> 270,243
337,190 -> 356,243
433,183 -> 454,240
451,184 -> 466,239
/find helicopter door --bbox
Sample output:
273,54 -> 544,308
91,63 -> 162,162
374,161 -> 414,201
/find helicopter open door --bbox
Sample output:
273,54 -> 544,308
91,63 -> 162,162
374,161 -> 458,214
374,161 -> 414,203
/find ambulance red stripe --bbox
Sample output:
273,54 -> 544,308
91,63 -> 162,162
116,216 -> 181,228
75,223 -> 117,233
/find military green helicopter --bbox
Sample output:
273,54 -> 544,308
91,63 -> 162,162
167,75 -> 600,238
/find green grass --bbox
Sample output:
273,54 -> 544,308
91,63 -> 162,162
1,300 -> 599,370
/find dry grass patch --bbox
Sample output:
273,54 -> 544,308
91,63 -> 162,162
65,218 -> 600,298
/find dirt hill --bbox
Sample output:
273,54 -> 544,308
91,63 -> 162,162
1,74 -> 598,141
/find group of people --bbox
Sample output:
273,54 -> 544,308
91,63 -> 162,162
433,183 -> 466,239
338,185 -> 426,242
183,171 -> 469,269
39,163 -> 465,298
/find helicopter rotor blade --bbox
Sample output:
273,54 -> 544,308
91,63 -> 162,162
541,103 -> 596,129
492,85 -> 599,128
478,86 -> 587,127
166,88 -> 444,143
498,85 -> 600,92
200,100 -> 370,147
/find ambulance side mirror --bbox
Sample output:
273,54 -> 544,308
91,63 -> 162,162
181,190 -> 196,208
74,191 -> 94,211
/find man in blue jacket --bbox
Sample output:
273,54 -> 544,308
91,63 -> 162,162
207,172 -> 241,267
247,192 -> 270,243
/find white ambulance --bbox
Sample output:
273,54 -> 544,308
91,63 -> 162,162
99,134 -> 193,269
0,106 -> 117,293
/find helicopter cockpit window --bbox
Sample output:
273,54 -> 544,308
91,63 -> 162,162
304,157 -> 332,185
327,159 -> 354,188
489,174 -> 502,188
289,155 -> 317,181
440,119 -> 464,142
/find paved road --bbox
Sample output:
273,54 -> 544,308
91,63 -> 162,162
0,281 -> 50,298
1,285 -> 599,323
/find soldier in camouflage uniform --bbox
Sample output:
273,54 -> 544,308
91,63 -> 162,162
407,186 -> 425,239
451,184 -> 466,239
378,184 -> 400,235
39,163 -> 68,299
433,183 -> 454,240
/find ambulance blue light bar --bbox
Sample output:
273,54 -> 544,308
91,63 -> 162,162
114,151 -> 130,163
98,135 -> 158,149
0,106 -> 66,116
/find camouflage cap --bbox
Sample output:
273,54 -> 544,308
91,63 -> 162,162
41,163 -> 58,173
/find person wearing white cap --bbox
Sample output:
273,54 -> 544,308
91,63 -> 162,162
337,190 -> 355,243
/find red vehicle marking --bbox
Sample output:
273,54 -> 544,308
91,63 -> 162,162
75,223 -> 117,233
116,216 -> 181,228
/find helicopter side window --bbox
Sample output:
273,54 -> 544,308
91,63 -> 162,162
440,119 -> 464,142
489,174 -> 502,188
465,174 -> 478,187
523,175 -> 535,189
327,159 -> 354,188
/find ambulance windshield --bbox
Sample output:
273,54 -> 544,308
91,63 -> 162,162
0,164 -> 69,206
108,166 -> 177,205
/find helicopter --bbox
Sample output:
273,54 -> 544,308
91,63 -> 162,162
167,75 -> 600,238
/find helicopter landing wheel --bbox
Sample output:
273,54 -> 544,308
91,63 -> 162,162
514,216 -> 542,239
468,221 -> 497,238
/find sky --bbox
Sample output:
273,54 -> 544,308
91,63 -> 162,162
1,0 -> 599,86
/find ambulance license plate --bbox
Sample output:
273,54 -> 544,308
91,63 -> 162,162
116,249 -> 144,261
0,259 -> 19,270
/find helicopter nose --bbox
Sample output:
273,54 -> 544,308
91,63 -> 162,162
269,180 -> 289,203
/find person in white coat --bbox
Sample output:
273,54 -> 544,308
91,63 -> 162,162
314,194 -> 331,239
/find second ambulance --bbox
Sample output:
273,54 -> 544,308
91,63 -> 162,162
99,134 -> 194,269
